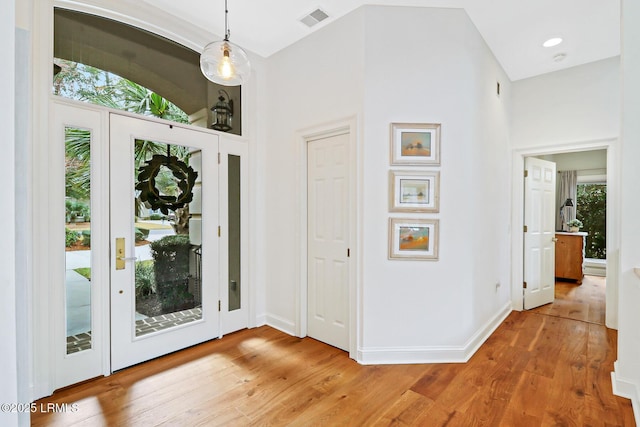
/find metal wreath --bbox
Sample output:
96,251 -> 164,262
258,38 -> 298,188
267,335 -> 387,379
136,154 -> 198,215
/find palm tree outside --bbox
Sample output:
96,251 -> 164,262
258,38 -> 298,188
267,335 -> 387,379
57,59 -> 202,346
55,58 -> 193,230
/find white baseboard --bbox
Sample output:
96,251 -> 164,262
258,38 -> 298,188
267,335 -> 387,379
255,314 -> 267,327
612,362 -> 640,424
264,313 -> 296,336
357,303 -> 512,365
584,258 -> 606,277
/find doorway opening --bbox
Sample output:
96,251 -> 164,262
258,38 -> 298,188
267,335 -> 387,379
518,145 -> 614,327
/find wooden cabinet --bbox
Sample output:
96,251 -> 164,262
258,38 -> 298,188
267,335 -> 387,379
555,232 -> 586,284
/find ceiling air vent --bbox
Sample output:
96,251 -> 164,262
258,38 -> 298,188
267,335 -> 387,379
300,8 -> 329,28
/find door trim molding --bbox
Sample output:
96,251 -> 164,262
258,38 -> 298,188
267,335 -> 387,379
295,116 -> 360,360
510,138 -> 619,329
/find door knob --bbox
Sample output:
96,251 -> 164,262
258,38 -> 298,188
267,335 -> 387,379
552,237 -> 558,242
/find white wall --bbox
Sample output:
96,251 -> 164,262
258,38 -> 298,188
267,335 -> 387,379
14,26 -> 32,427
511,57 -> 620,148
360,6 -> 511,356
1,0 -> 18,425
261,9 -> 366,333
263,5 -> 512,362
614,0 -> 640,419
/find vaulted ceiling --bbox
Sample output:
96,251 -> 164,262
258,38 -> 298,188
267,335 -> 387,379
141,0 -> 620,81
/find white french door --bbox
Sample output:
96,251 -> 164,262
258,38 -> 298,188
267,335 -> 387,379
523,157 -> 557,310
109,114 -> 219,371
51,101 -> 249,392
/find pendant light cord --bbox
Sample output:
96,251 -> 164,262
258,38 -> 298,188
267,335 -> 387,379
224,0 -> 230,41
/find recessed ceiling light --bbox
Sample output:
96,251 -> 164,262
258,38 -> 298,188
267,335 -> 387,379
543,37 -> 563,48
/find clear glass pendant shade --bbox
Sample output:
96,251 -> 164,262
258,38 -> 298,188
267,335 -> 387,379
200,40 -> 251,86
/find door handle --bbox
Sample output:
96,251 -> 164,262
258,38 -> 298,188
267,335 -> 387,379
115,237 -> 137,270
552,237 -> 558,242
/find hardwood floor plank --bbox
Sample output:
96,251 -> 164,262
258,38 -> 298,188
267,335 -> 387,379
507,371 -> 553,420
286,364 -> 429,427
524,317 -> 564,379
543,353 -> 586,426
32,276 -> 636,426
370,390 -> 435,426
423,368 -> 480,415
410,364 -> 465,401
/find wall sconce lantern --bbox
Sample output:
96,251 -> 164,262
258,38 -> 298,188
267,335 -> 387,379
211,89 -> 233,132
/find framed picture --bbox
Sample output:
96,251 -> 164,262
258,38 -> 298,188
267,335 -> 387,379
390,122 -> 441,166
388,218 -> 439,260
389,170 -> 440,212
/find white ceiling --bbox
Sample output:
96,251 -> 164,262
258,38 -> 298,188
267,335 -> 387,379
142,0 -> 620,81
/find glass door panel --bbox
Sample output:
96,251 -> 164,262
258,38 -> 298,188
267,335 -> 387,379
110,114 -> 218,371
220,141 -> 249,335
133,141 -> 203,337
53,101 -> 106,391
228,154 -> 241,312
65,126 -> 93,354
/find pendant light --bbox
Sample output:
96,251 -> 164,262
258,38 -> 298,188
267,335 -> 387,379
200,0 -> 251,86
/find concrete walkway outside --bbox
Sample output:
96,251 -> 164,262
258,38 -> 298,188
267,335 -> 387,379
65,226 -> 176,339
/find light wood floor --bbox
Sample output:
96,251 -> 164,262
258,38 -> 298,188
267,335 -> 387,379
530,275 -> 607,325
32,275 -> 635,426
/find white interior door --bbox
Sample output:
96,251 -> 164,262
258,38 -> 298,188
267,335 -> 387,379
110,114 -> 219,371
307,132 -> 350,351
524,157 -> 557,309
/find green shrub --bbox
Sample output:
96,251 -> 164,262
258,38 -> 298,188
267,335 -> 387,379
77,201 -> 90,218
135,261 -> 156,298
135,227 -> 150,242
66,199 -> 90,222
149,213 -> 164,220
149,235 -> 194,311
576,184 -> 606,259
65,200 -> 74,221
80,230 -> 91,247
65,228 -> 80,247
